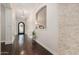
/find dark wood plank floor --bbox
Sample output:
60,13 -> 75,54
1,35 -> 52,55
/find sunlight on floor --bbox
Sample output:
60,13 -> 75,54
20,50 -> 25,55
19,34 -> 24,47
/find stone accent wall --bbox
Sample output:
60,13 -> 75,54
58,4 -> 79,54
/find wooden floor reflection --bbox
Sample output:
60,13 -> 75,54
1,34 -> 52,55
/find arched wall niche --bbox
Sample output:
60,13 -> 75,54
36,5 -> 47,29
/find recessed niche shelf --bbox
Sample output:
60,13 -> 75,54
36,5 -> 47,29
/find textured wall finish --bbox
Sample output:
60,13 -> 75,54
58,4 -> 79,54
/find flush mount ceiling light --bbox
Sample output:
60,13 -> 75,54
20,9 -> 29,18
16,9 -> 30,20
21,15 -> 24,18
20,10 -> 24,18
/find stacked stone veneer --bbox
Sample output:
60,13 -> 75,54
58,4 -> 79,54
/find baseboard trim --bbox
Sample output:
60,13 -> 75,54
5,41 -> 13,44
35,40 -> 58,55
0,41 -> 5,43
34,40 -> 53,55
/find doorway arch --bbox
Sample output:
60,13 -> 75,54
18,22 -> 25,34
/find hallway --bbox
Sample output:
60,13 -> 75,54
0,3 -> 58,55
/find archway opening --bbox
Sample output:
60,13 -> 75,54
18,22 -> 25,34
18,22 -> 25,46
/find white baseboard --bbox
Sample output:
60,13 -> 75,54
0,40 -> 5,43
5,41 -> 13,44
35,40 -> 58,55
0,40 -> 13,44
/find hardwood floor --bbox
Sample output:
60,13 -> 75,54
32,40 -> 52,55
1,35 -> 52,55
1,43 -> 12,55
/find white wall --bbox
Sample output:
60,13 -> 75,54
0,4 -> 1,54
1,4 -> 6,43
5,8 -> 13,44
0,4 -> 13,44
34,4 -> 58,54
26,13 -> 36,38
11,9 -> 16,43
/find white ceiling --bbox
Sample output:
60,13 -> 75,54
13,3 -> 42,11
12,3 -> 42,19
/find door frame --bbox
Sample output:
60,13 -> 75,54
18,22 -> 25,35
